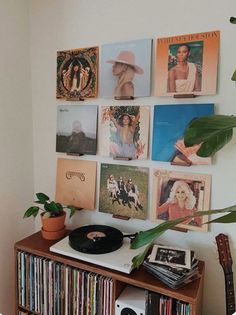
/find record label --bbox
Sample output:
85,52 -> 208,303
87,231 -> 106,240
69,225 -> 124,254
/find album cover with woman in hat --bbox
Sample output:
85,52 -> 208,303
100,105 -> 150,160
99,163 -> 149,219
100,39 -> 152,98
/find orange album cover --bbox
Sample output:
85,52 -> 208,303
155,30 -> 220,96
55,158 -> 97,210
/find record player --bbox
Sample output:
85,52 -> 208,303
50,225 -> 148,274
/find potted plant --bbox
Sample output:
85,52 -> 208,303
23,192 -> 76,240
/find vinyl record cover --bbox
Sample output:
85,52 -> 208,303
100,39 -> 152,98
152,103 -> 214,165
100,105 -> 150,159
56,105 -> 97,155
155,30 -> 220,96
152,169 -> 211,232
99,163 -> 148,219
56,46 -> 99,100
55,158 -> 97,209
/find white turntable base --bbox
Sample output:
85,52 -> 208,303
50,235 -> 147,274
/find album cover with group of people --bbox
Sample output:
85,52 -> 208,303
56,31 -> 219,100
54,158 -> 211,229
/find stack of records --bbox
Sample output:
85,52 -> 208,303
143,244 -> 200,289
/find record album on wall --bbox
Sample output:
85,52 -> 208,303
100,39 -> 152,98
100,105 -> 150,160
99,163 -> 149,219
56,105 -> 97,155
152,169 -> 211,232
56,46 -> 99,100
152,103 -> 214,166
155,30 -> 220,96
55,158 -> 97,210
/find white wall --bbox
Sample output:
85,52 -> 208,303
30,1 -> 236,314
0,0 -> 34,314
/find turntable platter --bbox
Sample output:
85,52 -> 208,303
69,225 -> 124,254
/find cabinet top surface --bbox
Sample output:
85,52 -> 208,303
15,231 -> 204,303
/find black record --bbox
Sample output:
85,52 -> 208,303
69,225 -> 124,254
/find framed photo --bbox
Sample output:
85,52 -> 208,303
56,46 -> 99,100
155,30 -> 220,96
55,158 -> 97,210
149,244 -> 191,269
100,105 -> 150,160
152,169 -> 211,232
99,163 -> 149,219
152,103 -> 214,165
100,39 -> 152,98
56,105 -> 97,155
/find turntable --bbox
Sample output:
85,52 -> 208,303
50,225 -> 148,274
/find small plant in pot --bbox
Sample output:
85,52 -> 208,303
23,192 -> 76,240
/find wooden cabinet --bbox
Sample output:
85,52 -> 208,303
15,232 -> 204,315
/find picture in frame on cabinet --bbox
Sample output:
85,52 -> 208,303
155,30 -> 220,96
100,39 -> 152,98
99,163 -> 149,220
100,105 -> 150,160
152,169 -> 211,232
56,46 -> 99,100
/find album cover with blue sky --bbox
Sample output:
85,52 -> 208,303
152,103 -> 214,165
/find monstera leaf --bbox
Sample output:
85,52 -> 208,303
184,115 -> 236,157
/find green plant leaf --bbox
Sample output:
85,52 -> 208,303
207,212 -> 236,224
231,70 -> 236,81
230,16 -> 236,24
36,192 -> 50,204
131,244 -> 152,269
44,201 -> 61,212
23,206 -> 39,218
131,206 -> 236,250
67,205 -> 76,218
184,115 -> 236,157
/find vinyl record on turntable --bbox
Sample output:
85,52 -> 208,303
69,225 -> 124,254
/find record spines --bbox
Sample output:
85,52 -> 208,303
17,251 -> 114,315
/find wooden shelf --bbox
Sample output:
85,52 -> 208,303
15,231 -> 204,315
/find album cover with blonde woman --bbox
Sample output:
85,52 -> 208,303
100,39 -> 152,98
55,158 -> 97,210
99,105 -> 150,160
56,46 -> 99,100
155,30 -> 220,96
152,169 -> 211,232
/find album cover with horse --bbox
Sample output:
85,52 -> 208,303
55,158 -> 97,210
99,163 -> 149,219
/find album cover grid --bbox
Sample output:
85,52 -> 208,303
55,30 -> 219,230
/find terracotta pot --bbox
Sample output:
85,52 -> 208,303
41,211 -> 66,240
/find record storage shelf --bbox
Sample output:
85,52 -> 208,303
15,231 -> 205,315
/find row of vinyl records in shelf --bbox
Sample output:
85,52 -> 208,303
17,251 -> 191,315
146,290 -> 191,315
17,251 -> 113,315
